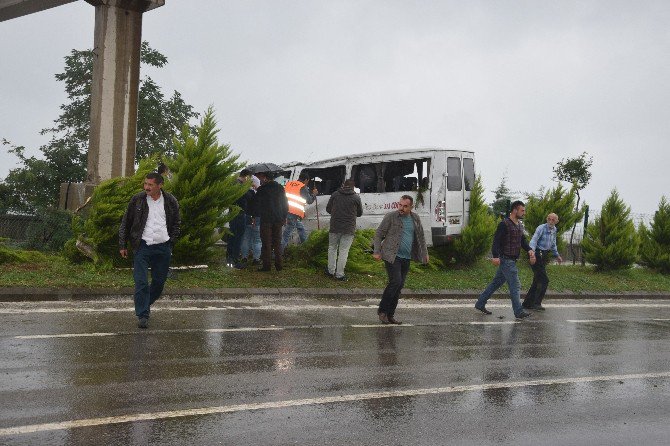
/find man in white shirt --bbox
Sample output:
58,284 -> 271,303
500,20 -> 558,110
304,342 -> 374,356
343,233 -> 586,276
120,172 -> 180,329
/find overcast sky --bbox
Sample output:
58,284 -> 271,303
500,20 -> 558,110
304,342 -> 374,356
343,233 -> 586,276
1,0 -> 668,214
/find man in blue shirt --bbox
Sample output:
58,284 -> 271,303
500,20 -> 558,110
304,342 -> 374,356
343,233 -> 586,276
522,213 -> 563,311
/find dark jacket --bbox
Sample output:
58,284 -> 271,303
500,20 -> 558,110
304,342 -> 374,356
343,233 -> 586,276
326,186 -> 362,235
250,180 -> 289,224
119,191 -> 180,251
373,211 -> 428,264
491,217 -> 531,260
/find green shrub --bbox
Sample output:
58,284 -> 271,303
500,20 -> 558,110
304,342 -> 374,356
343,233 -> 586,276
167,107 -> 247,264
0,238 -> 47,264
452,175 -> 496,265
638,196 -> 670,274
581,189 -> 639,270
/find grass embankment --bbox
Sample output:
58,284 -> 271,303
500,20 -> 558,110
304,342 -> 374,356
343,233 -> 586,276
1,253 -> 670,293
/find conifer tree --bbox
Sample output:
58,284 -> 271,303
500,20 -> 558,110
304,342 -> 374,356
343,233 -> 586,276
167,108 -> 247,264
581,189 -> 639,270
638,196 -> 670,274
524,183 -> 584,253
453,175 -> 496,264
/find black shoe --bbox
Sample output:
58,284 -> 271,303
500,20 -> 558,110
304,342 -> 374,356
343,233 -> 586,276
532,304 -> 546,311
378,313 -> 390,324
324,267 -> 334,277
475,304 -> 493,315
257,267 -> 271,272
252,259 -> 260,266
335,275 -> 347,281
515,311 -> 531,319
388,316 -> 402,325
138,317 -> 148,329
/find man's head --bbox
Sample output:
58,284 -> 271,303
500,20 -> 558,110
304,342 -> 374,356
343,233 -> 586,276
510,200 -> 526,219
240,168 -> 252,179
298,172 -> 310,183
144,172 -> 164,198
546,213 -> 559,227
343,178 -> 355,189
255,172 -> 270,184
398,195 -> 413,216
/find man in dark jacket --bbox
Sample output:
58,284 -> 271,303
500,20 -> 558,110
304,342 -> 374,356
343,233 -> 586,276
325,178 -> 362,280
249,171 -> 289,271
474,200 -> 535,319
119,172 -> 180,329
373,195 -> 429,324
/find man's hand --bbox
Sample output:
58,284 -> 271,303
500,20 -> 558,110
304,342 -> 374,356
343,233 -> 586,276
557,255 -> 563,264
528,249 -> 536,265
529,256 -> 536,265
491,257 -> 500,266
373,253 -> 381,261
120,249 -> 128,259
311,188 -> 318,196
424,255 -> 430,264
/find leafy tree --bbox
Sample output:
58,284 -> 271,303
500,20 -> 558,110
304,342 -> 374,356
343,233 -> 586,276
167,108 -> 248,264
638,196 -> 670,274
1,42 -> 197,214
581,189 -> 639,270
524,183 -> 585,253
553,152 -> 593,263
490,174 -> 512,218
453,175 -> 497,264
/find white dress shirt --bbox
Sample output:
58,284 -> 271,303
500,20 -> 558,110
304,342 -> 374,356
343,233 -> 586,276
141,192 -> 170,245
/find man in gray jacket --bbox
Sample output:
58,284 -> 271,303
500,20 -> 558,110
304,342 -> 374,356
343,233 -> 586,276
373,195 -> 429,324
325,179 -> 363,280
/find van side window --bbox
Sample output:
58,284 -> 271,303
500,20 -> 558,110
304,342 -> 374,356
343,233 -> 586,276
447,157 -> 462,191
463,158 -> 475,191
352,159 -> 430,193
299,166 -> 346,195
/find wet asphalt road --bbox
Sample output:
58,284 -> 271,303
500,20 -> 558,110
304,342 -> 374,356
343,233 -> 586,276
0,296 -> 669,445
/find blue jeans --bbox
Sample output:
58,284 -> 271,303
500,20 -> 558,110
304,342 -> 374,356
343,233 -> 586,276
281,214 -> 307,250
133,240 -> 171,319
226,214 -> 246,263
476,258 -> 523,316
240,216 -> 261,261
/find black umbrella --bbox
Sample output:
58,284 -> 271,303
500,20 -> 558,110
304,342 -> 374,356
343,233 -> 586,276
246,162 -> 283,174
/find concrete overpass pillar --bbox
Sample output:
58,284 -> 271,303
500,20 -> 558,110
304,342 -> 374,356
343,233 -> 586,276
85,0 -> 163,183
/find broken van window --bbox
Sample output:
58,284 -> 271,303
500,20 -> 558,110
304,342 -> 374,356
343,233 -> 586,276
300,166 -> 346,195
352,158 -> 430,193
447,157 -> 462,191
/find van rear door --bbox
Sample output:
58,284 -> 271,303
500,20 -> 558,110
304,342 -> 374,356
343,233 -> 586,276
444,155 -> 465,235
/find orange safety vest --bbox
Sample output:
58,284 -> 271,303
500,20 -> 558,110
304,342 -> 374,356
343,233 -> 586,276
284,180 -> 307,218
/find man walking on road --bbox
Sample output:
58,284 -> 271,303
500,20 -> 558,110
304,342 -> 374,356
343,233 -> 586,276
325,178 -> 363,281
373,195 -> 429,324
250,171 -> 289,272
119,172 -> 180,329
523,212 -> 563,311
475,200 -> 535,319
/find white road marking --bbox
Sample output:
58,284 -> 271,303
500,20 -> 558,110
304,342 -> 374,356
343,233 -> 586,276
350,324 -> 415,328
205,327 -> 283,333
1,301 -> 670,315
567,319 -> 616,323
1,371 -> 668,436
469,321 -> 518,325
15,333 -> 116,339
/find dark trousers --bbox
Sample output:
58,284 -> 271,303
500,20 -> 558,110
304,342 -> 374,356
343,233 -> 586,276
133,241 -> 171,319
378,257 -> 411,317
524,250 -> 550,307
260,222 -> 283,270
226,215 -> 246,263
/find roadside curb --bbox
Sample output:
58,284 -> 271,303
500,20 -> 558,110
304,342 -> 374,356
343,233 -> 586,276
1,287 -> 669,302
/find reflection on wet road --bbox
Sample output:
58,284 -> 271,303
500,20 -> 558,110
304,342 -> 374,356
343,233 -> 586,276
1,298 -> 669,445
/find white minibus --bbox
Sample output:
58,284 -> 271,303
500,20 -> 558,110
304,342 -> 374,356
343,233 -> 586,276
276,148 -> 475,247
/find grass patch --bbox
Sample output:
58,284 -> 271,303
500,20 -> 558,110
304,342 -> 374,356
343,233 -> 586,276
1,247 -> 669,293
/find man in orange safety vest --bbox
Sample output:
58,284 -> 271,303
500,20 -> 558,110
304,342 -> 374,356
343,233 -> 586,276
281,171 -> 317,252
